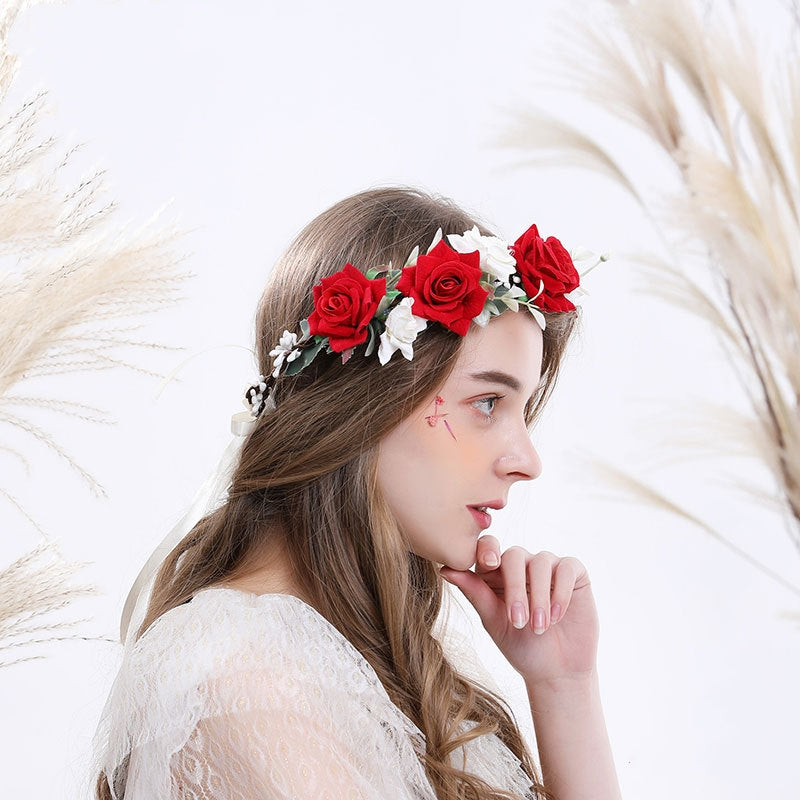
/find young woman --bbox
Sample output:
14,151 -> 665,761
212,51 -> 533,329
92,187 -> 621,800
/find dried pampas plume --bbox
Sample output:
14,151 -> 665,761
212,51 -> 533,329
0,540 -> 111,668
500,0 -> 800,592
0,0 -> 193,662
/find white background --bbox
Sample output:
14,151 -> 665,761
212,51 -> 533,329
1,0 -> 799,797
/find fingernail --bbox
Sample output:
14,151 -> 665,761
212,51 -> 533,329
551,603 -> 561,624
511,602 -> 527,629
485,552 -> 499,567
533,607 -> 546,634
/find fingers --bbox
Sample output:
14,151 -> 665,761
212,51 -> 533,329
498,546 -> 535,630
526,551 -> 557,634
549,556 -> 583,624
439,565 -> 508,632
502,549 -> 560,634
445,544 -> 586,638
474,534 -> 501,572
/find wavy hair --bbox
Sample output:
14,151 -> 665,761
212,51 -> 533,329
96,187 -> 579,800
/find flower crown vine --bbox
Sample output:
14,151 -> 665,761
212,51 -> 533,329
244,223 -> 608,418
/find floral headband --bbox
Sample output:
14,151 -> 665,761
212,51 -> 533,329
239,223 -> 608,423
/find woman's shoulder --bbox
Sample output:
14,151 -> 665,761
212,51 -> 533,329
112,586 -> 427,755
126,587 -> 389,708
135,587 -> 353,670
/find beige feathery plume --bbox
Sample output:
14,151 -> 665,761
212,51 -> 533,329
0,0 -> 193,661
0,0 -> 192,508
500,0 -> 800,589
0,539 -> 110,669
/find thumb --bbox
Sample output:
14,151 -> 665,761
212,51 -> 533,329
440,566 -> 505,630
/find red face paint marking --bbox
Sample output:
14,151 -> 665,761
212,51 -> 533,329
425,396 -> 444,427
425,396 -> 457,441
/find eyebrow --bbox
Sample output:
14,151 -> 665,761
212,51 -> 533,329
467,370 -> 522,392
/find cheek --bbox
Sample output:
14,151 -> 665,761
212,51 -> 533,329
406,405 -> 493,481
378,420 -> 461,510
441,421 -> 485,463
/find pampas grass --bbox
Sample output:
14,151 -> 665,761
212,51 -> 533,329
0,0 -> 192,509
0,0 -> 193,660
500,0 -> 800,587
0,539 -> 111,669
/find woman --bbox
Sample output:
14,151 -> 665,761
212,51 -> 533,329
92,187 -> 621,799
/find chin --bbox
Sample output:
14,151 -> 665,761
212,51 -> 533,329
414,539 -> 477,572
441,551 -> 478,572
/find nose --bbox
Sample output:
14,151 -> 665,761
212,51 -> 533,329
496,434 -> 542,482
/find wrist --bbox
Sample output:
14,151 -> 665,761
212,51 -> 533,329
523,666 -> 600,698
524,666 -> 622,800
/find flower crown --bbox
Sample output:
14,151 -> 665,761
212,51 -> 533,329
242,223 -> 607,420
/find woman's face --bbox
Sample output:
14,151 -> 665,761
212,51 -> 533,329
376,310 -> 544,570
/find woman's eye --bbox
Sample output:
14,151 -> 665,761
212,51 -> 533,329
473,395 -> 502,417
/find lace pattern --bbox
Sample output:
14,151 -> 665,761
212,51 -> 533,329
91,587 -> 537,799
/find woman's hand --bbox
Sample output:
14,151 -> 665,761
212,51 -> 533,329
440,536 -> 599,688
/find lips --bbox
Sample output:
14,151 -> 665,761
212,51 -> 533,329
468,506 -> 492,529
467,500 -> 505,530
469,500 -> 505,511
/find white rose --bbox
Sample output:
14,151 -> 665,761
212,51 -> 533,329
447,225 -> 517,285
377,297 -> 427,365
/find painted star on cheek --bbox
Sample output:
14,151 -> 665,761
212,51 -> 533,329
424,395 -> 457,441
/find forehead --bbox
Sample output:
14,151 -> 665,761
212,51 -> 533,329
449,311 -> 544,392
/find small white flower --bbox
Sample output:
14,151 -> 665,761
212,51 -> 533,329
568,245 -> 597,265
269,329 -> 302,377
378,297 -> 427,365
568,245 -> 608,282
242,376 -> 269,416
447,225 -> 517,285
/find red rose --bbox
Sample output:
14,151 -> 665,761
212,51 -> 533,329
395,240 -> 488,336
512,224 -> 579,313
308,262 -> 387,352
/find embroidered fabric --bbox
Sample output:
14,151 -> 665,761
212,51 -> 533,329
91,586 -> 538,799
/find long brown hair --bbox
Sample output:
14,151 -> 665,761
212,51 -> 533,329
97,187 -> 579,800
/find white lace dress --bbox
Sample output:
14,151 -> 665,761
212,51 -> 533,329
92,586 -> 538,799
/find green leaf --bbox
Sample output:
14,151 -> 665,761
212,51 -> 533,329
299,318 -> 311,341
366,266 -> 389,280
386,269 -> 403,291
364,320 -> 381,357
473,307 -> 491,327
528,304 -> 547,330
284,337 -> 326,376
375,293 -> 393,319
427,227 -> 443,252
495,295 -> 519,313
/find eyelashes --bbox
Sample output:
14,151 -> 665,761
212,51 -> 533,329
472,394 -> 504,419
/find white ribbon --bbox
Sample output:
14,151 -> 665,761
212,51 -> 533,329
119,340 -> 260,645
118,414 -> 256,644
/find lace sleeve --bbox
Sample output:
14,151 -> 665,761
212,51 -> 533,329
93,588 -> 437,800
166,668 -> 430,800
